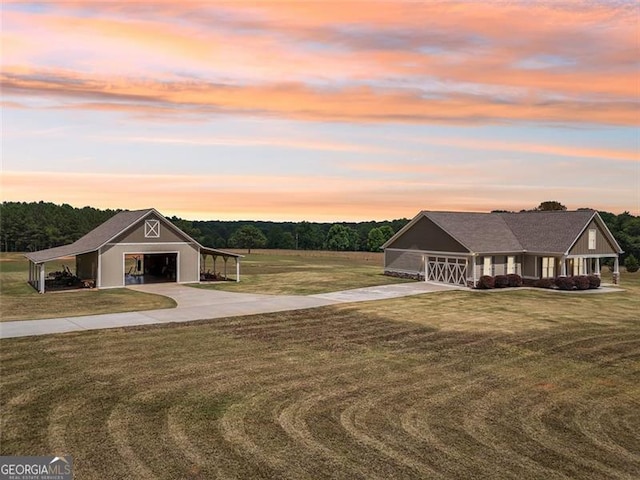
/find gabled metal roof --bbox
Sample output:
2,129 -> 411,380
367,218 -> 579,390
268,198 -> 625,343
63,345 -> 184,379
25,209 -> 154,263
24,208 -> 242,263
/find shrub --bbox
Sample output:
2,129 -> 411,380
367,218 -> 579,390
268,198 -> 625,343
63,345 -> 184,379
588,275 -> 601,289
574,275 -> 590,290
624,254 -> 639,273
555,276 -> 575,291
507,274 -> 523,287
477,275 -> 495,289
534,278 -> 554,289
494,275 -> 509,288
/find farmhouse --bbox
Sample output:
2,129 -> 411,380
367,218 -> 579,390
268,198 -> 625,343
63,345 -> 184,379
383,210 -> 622,287
25,208 -> 241,293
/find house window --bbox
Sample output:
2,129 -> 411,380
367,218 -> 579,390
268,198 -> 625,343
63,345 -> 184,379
573,258 -> 584,276
483,256 -> 492,276
588,229 -> 596,250
542,257 -> 555,278
144,220 -> 160,238
507,256 -> 516,274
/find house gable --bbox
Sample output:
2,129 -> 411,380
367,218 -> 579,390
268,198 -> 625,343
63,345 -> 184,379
385,215 -> 468,253
569,216 -> 620,256
110,212 -> 195,245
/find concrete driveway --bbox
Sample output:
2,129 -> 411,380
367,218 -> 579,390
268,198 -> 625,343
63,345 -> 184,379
0,282 -> 459,339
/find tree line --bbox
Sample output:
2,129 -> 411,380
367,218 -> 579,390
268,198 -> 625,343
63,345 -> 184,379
1,201 -> 638,263
0,202 -> 406,253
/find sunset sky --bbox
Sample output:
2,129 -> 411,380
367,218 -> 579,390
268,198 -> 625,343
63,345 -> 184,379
1,1 -> 638,221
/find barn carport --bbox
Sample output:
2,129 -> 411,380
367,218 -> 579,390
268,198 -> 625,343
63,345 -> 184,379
200,247 -> 242,282
26,247 -> 98,294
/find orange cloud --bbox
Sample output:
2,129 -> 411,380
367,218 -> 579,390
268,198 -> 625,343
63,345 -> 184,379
3,171 -> 637,220
2,1 -> 637,126
402,138 -> 640,163
2,68 -> 637,126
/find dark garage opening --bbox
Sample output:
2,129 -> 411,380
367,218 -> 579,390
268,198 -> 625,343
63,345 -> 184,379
125,253 -> 177,285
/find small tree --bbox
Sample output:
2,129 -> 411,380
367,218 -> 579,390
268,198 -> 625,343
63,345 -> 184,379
536,201 -> 567,211
229,225 -> 266,254
624,254 -> 639,273
326,224 -> 353,251
367,227 -> 385,251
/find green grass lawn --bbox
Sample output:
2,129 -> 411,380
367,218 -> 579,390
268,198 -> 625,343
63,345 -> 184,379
0,253 -> 176,322
1,269 -> 638,479
197,250 -> 410,295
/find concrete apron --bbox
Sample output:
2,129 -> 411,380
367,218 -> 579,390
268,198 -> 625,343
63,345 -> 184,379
0,282 -> 460,339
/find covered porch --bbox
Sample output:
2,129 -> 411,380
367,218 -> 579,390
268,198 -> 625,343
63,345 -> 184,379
200,247 -> 243,282
563,254 -> 620,283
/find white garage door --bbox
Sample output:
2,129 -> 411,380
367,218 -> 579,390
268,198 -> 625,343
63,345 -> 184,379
426,256 -> 467,286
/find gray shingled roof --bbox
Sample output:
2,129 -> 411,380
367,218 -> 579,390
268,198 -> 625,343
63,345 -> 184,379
389,209 -> 612,255
500,210 -> 596,253
25,209 -> 153,263
426,212 -> 523,254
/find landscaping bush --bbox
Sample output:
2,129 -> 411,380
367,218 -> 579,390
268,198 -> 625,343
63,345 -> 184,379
534,278 -> 554,289
588,275 -> 601,289
555,276 -> 575,291
507,274 -> 523,287
494,275 -> 509,288
574,275 -> 590,290
624,254 -> 639,273
477,275 -> 495,289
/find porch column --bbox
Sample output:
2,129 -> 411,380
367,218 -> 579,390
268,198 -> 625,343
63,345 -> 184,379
560,256 -> 567,277
471,255 -> 477,288
613,257 -> 620,285
39,263 -> 45,294
582,258 -> 588,276
595,258 -> 600,277
236,258 -> 240,282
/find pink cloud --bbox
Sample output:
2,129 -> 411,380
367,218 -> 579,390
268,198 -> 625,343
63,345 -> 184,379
3,170 -> 636,220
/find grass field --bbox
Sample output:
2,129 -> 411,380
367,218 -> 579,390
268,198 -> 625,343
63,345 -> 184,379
198,249 -> 410,295
1,269 -> 638,479
0,253 -> 176,322
0,250 -> 404,321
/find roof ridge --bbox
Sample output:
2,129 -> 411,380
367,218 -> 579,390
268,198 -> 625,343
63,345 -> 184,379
423,212 -> 478,253
496,212 -> 524,250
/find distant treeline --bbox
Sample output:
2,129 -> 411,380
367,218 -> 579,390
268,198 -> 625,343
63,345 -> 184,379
0,202 -> 407,253
1,201 -> 638,261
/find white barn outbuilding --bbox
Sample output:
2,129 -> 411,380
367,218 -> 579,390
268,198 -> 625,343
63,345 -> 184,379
25,209 -> 241,293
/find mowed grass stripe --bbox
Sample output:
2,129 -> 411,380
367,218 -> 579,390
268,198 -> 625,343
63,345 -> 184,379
2,271 -> 639,479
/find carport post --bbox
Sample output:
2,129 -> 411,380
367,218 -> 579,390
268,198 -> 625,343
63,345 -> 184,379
39,263 -> 45,294
236,258 -> 240,282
